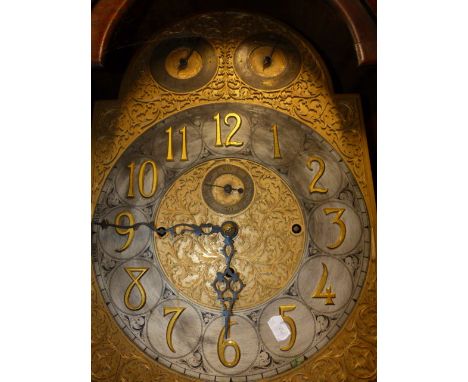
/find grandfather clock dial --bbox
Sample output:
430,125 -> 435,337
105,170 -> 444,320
92,11 -> 375,382
93,103 -> 371,380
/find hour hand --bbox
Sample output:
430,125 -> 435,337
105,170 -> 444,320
156,221 -> 239,240
212,268 -> 245,339
263,41 -> 278,70
204,183 -> 244,194
178,47 -> 194,71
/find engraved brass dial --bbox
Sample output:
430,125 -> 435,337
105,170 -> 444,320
150,36 -> 217,93
92,10 -> 376,382
234,33 -> 301,90
154,158 -> 306,311
92,102 -> 373,381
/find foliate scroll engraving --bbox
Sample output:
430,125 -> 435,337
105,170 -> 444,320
154,159 -> 306,310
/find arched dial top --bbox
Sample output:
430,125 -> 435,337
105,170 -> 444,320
92,102 -> 370,381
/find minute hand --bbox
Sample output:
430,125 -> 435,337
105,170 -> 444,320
211,221 -> 245,339
204,183 -> 244,194
94,220 -> 222,238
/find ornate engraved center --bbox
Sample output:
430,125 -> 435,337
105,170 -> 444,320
154,158 -> 306,310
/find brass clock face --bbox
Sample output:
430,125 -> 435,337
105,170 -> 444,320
92,103 -> 371,380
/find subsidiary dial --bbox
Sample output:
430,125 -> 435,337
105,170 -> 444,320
202,163 -> 254,215
234,33 -> 301,90
150,36 -> 217,93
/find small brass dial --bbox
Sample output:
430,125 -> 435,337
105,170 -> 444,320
165,47 -> 203,80
202,163 -> 254,215
150,36 -> 217,93
248,45 -> 287,78
234,33 -> 301,90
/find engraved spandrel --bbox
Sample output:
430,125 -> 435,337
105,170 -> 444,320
309,201 -> 362,255
97,207 -> 150,260
258,297 -> 315,358
297,256 -> 353,314
147,299 -> 202,358
108,259 -> 163,315
176,348 -> 208,375
344,254 -> 360,277
100,256 -> 116,278
105,189 -> 120,208
251,347 -> 281,371
124,315 -> 146,338
315,315 -> 331,338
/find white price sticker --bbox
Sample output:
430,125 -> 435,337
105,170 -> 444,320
267,315 -> 291,342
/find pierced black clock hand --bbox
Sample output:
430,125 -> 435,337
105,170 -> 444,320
211,221 -> 244,339
94,219 -> 222,238
178,37 -> 201,72
93,219 -> 244,338
263,41 -> 278,70
204,183 -> 244,194
178,47 -> 195,71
